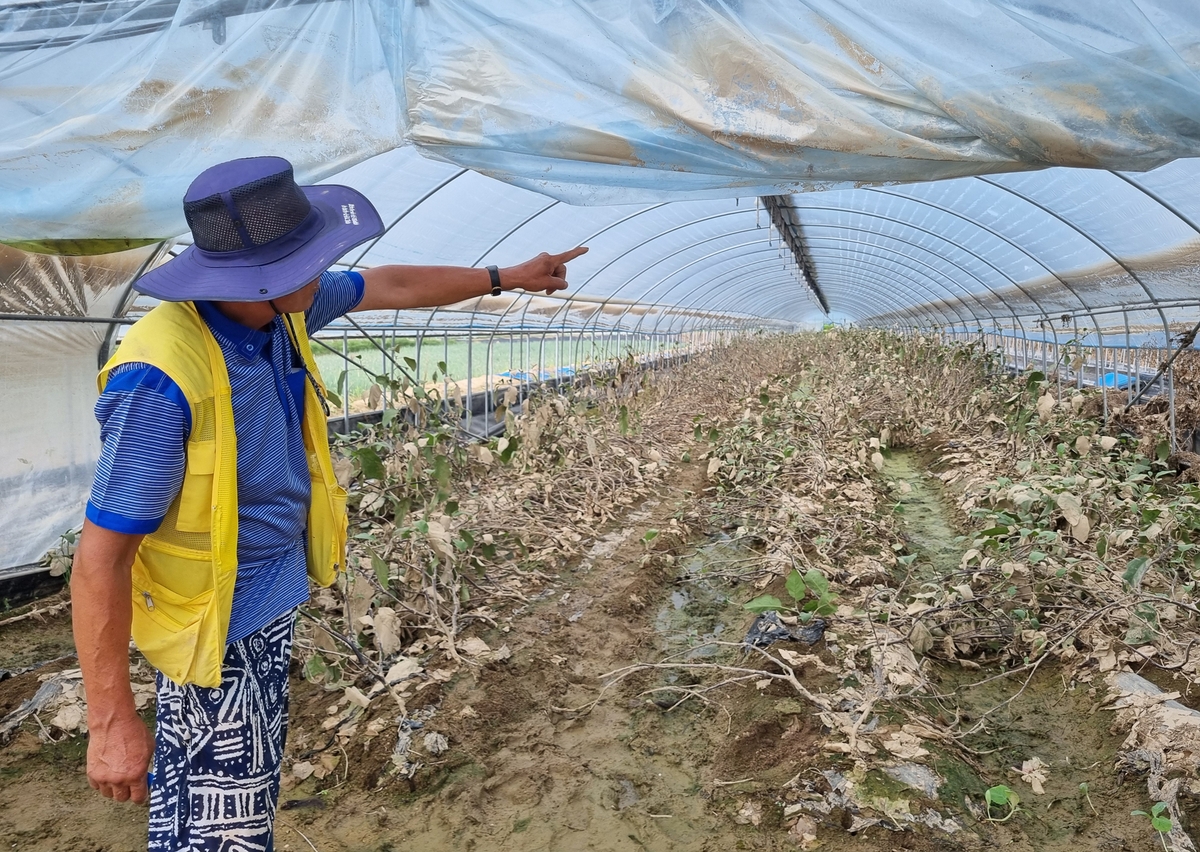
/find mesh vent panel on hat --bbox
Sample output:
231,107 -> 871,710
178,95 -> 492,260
183,169 -> 312,252
231,172 -> 312,245
185,193 -> 245,252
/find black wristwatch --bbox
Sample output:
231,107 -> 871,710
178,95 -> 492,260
486,265 -> 502,296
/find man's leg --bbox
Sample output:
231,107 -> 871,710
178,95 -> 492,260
148,610 -> 296,851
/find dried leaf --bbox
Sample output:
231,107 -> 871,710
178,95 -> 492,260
1019,757 -> 1049,795
385,657 -> 423,684
344,686 -> 370,709
1070,515 -> 1091,543
1056,493 -> 1085,526
374,606 -> 401,657
909,620 -> 934,655
425,520 -> 453,560
459,637 -> 491,657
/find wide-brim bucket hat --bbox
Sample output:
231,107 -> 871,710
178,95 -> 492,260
134,156 -> 384,302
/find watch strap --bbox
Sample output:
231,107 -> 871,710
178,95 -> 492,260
486,265 -> 502,296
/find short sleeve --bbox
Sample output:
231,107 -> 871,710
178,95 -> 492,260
305,270 -> 365,333
86,364 -> 190,535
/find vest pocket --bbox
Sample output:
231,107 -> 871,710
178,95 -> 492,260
306,450 -> 348,585
130,558 -> 214,685
177,440 -> 216,533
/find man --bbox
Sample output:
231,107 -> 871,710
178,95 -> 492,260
70,156 -> 585,850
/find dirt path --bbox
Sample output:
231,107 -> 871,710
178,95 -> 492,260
275,460 -> 820,852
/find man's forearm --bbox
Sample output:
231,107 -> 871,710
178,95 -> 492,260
354,248 -> 586,313
356,265 -> 494,312
71,519 -> 153,803
72,520 -> 142,721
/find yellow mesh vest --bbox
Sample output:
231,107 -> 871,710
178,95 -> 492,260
98,301 -> 347,687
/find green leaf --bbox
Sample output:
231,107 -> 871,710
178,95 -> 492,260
642,529 -> 659,542
1151,802 -> 1168,817
325,389 -> 342,408
743,594 -> 783,613
1122,556 -> 1150,590
303,655 -> 328,683
403,356 -> 417,369
803,569 -> 831,598
785,569 -> 807,603
985,785 -> 1018,808
619,405 -> 630,435
434,454 -> 451,496
352,446 -> 386,481
1096,535 -> 1107,558
392,496 -> 410,527
980,525 -> 1009,538
371,553 -> 389,587
437,361 -> 448,374
1152,816 -> 1173,833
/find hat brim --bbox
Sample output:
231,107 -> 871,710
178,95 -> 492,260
133,184 -> 384,302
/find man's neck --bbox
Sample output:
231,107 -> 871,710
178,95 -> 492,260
211,300 -> 275,331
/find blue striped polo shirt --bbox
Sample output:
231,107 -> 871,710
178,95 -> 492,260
87,270 -> 363,643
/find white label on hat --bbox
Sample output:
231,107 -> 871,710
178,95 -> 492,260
341,203 -> 359,226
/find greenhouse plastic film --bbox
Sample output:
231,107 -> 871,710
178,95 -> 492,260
0,323 -> 104,572
3,0 -> 1200,241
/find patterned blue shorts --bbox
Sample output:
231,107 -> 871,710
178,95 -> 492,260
148,610 -> 295,852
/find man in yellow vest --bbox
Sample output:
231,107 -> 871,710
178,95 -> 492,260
70,156 -> 585,850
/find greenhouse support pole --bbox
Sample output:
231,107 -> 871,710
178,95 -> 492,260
466,331 -> 474,433
1053,326 -> 1061,401
342,332 -> 350,433
416,327 -> 424,400
1170,364 -> 1177,453
1125,314 -> 1133,408
1101,345 -> 1108,421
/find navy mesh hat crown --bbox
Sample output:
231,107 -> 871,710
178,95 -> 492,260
185,164 -> 315,253
134,156 -> 384,303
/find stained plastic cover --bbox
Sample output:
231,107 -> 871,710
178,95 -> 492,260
2,0 -> 1199,242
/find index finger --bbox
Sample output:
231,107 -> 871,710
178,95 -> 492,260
551,246 -> 589,264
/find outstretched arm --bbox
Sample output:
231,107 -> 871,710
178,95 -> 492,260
353,247 -> 588,313
71,519 -> 153,805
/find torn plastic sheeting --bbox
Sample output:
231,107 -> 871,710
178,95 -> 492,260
1,1 -> 1199,242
